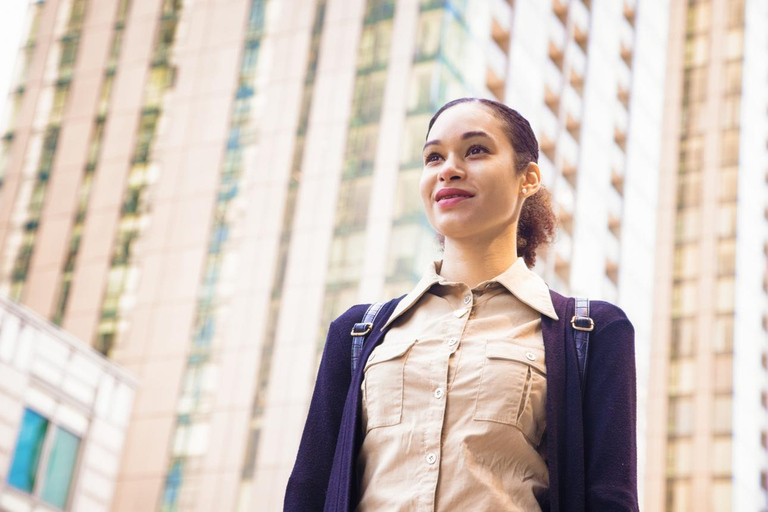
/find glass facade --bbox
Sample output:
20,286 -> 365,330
236,0 -> 324,504
95,0 -> 182,356
2,0 -> 87,302
320,0 -> 397,333
52,0 -> 133,326
159,1 -> 270,510
664,0 -> 744,509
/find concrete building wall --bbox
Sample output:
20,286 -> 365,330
0,296 -> 137,512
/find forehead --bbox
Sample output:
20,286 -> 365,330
427,102 -> 507,142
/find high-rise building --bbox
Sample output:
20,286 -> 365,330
0,0 -> 668,510
644,0 -> 768,511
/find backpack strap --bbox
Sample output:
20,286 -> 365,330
350,302 -> 386,374
571,297 -> 593,397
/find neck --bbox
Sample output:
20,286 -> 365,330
439,227 -> 518,289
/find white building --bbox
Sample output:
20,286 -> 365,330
0,296 -> 137,511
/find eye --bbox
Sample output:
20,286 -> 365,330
466,144 -> 489,156
424,152 -> 442,164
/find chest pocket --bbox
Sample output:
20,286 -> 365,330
362,339 -> 416,432
473,340 -> 547,445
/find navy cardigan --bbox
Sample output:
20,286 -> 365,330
284,289 -> 638,511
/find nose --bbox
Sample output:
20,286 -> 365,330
437,153 -> 464,182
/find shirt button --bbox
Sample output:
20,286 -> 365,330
426,452 -> 437,465
434,388 -> 444,399
526,352 -> 537,361
463,296 -> 472,305
447,337 -> 458,346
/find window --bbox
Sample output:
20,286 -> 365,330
668,397 -> 694,435
717,203 -> 737,238
675,209 -> 700,242
723,61 -> 742,94
716,277 -> 735,312
679,136 -> 703,170
7,408 -> 82,509
671,318 -> 696,357
677,172 -> 701,207
714,354 -> 733,393
687,2 -> 711,34
669,358 -> 696,396
684,34 -> 709,67
667,478 -> 692,512
41,427 -> 81,508
673,244 -> 698,279
351,70 -> 387,124
718,167 -> 738,202
713,395 -> 732,433
672,281 -> 698,316
716,239 -> 736,275
726,0 -> 745,27
7,408 -> 48,493
667,438 -> 693,476
713,316 -> 734,353
684,67 -> 707,102
415,10 -> 441,61
721,98 -> 741,132
357,20 -> 393,72
711,437 -> 732,475
724,28 -> 743,60
712,479 -> 732,510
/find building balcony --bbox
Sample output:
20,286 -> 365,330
487,37 -> 508,82
570,0 -> 590,46
556,174 -> 576,211
624,0 -> 637,26
552,0 -> 568,25
558,128 -> 579,167
566,40 -> 587,78
545,85 -> 561,115
540,104 -> 559,142
491,0 -> 512,48
545,58 -> 564,94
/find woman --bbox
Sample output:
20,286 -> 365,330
285,98 -> 638,511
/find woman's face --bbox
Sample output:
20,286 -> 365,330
420,102 -> 529,244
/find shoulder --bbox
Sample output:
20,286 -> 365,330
588,300 -> 633,334
586,300 -> 636,367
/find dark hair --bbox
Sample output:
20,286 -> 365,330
426,97 -> 557,269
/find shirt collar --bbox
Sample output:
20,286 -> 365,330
380,256 -> 559,331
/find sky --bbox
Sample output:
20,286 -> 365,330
0,1 -> 30,125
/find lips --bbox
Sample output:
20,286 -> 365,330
435,188 -> 475,202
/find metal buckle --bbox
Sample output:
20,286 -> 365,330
571,315 -> 594,332
351,323 -> 373,336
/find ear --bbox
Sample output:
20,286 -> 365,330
520,162 -> 541,195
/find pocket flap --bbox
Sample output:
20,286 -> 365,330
364,339 -> 417,371
485,340 -> 546,375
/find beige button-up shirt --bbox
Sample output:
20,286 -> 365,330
357,256 -> 559,511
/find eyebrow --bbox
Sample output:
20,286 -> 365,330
423,130 -> 492,152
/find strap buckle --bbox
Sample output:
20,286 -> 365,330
571,315 -> 594,332
351,322 -> 373,336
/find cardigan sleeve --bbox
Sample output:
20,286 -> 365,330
582,310 -> 639,512
284,309 -> 362,511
